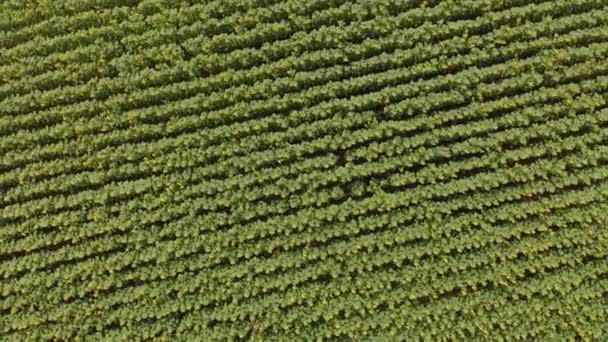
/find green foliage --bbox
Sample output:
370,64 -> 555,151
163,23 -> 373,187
0,0 -> 607,340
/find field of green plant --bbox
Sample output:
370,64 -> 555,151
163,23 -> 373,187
1,0 -> 607,340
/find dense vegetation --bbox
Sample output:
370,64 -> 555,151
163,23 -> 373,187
1,0 -> 607,340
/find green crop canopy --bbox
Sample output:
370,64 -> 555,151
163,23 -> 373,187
0,0 -> 607,340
